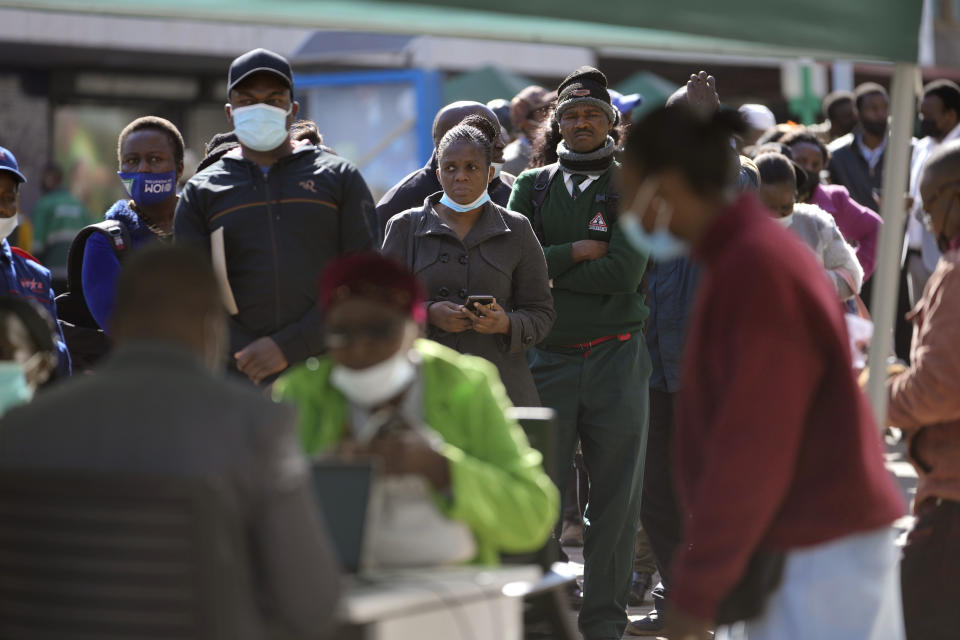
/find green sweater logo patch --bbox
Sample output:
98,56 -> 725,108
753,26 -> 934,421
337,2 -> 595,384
588,212 -> 608,232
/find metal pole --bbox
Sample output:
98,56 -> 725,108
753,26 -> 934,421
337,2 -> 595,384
867,62 -> 917,429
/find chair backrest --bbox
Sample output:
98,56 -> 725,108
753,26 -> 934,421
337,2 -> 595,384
506,407 -> 558,486
0,469 -> 251,640
502,407 -> 560,571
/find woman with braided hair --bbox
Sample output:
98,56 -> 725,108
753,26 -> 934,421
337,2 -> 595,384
382,115 -> 554,407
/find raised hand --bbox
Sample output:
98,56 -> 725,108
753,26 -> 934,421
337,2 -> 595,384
687,70 -> 720,117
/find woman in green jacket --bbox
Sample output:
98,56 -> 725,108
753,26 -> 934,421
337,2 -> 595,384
272,252 -> 558,565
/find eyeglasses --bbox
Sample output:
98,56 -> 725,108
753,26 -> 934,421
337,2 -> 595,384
324,322 -> 403,349
921,178 -> 960,231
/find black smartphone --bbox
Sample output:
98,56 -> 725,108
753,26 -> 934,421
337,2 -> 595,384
465,295 -> 495,316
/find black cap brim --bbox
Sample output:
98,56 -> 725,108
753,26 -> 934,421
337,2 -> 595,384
227,68 -> 293,96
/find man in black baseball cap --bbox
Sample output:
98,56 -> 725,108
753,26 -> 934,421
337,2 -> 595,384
174,48 -> 377,386
227,47 -> 294,97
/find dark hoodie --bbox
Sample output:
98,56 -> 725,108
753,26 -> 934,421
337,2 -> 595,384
174,145 -> 376,371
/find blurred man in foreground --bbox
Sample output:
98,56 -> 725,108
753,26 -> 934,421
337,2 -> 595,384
0,244 -> 341,639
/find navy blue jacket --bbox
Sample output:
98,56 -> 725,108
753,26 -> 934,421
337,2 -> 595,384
1,238 -> 71,377
645,257 -> 699,393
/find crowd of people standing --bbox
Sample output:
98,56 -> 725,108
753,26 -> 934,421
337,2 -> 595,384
0,45 -> 959,640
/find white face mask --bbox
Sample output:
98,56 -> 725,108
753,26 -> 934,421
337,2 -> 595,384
0,213 -> 19,241
491,162 -> 505,180
775,213 -> 794,227
231,103 -> 292,152
619,177 -> 690,261
331,349 -> 417,408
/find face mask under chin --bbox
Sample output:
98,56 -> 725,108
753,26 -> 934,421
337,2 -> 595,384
439,189 -> 491,213
619,176 -> 690,261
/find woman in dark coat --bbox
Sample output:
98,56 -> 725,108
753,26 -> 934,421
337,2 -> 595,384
382,115 -> 554,407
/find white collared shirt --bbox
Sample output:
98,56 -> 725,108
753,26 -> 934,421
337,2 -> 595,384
856,132 -> 886,171
562,170 -> 598,197
907,122 -> 960,249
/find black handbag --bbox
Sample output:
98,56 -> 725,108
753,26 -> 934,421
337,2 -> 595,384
714,549 -> 786,625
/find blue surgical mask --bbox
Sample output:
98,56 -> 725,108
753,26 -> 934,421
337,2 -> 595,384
117,171 -> 177,207
620,177 -> 690,260
439,190 -> 491,213
0,361 -> 32,416
231,103 -> 292,152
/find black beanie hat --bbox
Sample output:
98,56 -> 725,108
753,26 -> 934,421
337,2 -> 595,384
554,66 -> 619,125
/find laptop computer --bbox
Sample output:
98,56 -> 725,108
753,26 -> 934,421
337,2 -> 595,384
310,459 -> 380,575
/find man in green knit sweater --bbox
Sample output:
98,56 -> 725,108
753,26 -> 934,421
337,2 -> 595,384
507,66 -> 651,640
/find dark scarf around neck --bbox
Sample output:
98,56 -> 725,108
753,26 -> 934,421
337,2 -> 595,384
556,136 -> 616,176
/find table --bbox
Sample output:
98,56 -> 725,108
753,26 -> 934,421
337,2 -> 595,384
336,564 -> 542,640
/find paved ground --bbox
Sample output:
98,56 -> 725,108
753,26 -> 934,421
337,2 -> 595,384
557,434 -> 917,639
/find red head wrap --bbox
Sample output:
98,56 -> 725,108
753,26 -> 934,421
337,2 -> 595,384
320,252 -> 427,324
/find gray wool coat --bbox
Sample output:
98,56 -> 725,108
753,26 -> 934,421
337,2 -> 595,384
382,194 -> 555,407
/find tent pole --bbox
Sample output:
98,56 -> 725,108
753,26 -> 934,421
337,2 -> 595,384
866,62 -> 917,430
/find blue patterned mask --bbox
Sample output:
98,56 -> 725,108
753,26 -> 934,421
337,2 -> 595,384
117,171 -> 177,207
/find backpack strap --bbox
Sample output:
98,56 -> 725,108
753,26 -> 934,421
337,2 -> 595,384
595,183 -> 621,223
530,163 -> 561,245
65,220 -> 132,310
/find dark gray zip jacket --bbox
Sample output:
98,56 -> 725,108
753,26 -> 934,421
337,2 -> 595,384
174,145 -> 376,368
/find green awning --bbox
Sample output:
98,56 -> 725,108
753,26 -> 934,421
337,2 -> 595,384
615,71 -> 678,119
4,0 -> 922,63
444,66 -> 534,104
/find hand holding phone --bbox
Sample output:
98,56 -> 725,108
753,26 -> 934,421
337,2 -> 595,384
465,295 -> 495,315
461,297 -> 510,335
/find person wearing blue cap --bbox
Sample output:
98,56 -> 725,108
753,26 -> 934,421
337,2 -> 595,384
608,89 -> 643,124
0,146 -> 71,380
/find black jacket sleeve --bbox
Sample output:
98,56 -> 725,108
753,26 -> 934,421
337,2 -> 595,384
338,164 -> 378,251
173,182 -> 210,248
